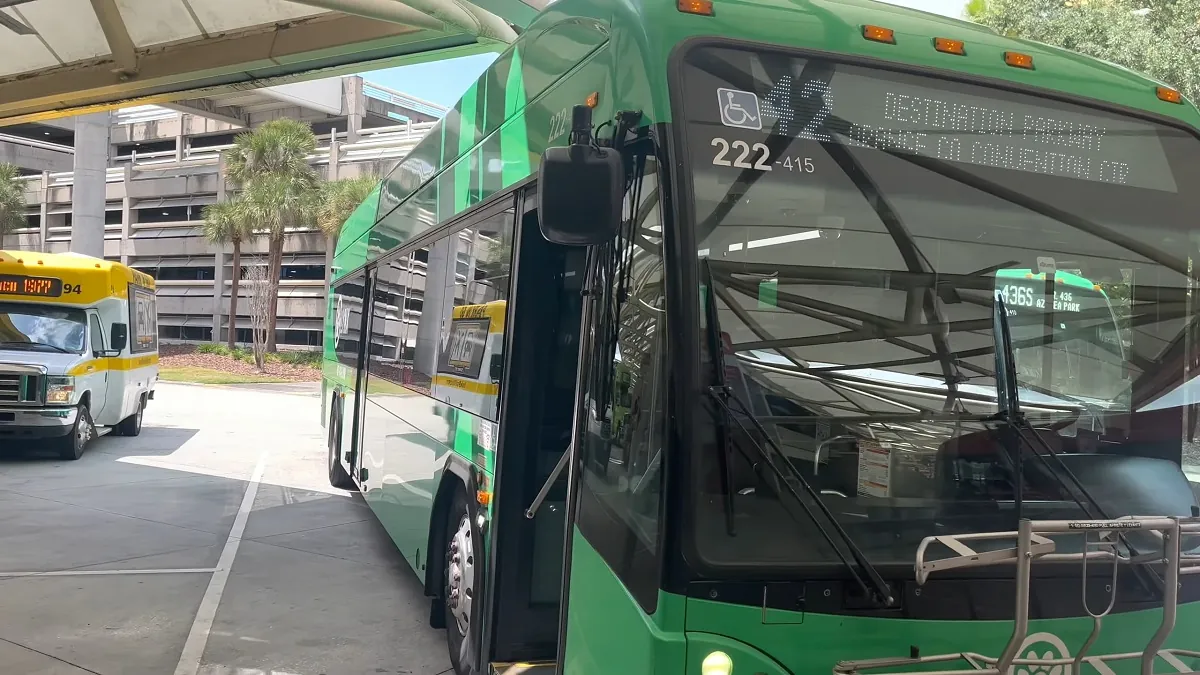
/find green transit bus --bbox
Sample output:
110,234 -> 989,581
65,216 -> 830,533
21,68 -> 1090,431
321,0 -> 1200,672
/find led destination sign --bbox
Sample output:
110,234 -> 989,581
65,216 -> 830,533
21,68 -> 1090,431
0,274 -> 63,298
688,47 -> 1179,192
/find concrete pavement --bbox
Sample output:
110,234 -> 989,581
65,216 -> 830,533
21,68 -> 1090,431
0,382 -> 449,675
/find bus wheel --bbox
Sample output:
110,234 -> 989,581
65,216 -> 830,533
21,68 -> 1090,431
444,489 -> 477,675
58,405 -> 93,461
327,405 -> 355,490
115,396 -> 145,437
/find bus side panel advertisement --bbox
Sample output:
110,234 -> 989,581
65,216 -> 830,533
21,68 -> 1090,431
129,284 -> 158,354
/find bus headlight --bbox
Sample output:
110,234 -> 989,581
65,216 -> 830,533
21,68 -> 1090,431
702,651 -> 734,675
45,377 -> 75,404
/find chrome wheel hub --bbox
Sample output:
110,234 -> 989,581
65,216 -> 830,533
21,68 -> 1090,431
447,514 -> 474,636
77,412 -> 91,445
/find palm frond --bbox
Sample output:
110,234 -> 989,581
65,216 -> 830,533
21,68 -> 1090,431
201,198 -> 253,245
224,119 -> 318,188
317,174 -> 380,239
241,172 -> 320,238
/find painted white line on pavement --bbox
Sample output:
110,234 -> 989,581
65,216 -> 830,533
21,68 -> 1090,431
0,568 -> 216,577
174,450 -> 269,675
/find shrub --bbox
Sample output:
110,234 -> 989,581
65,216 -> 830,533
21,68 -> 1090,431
268,351 -> 322,367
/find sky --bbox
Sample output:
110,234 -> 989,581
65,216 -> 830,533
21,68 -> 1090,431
359,0 -> 965,110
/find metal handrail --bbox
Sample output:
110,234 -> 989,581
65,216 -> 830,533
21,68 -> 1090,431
835,516 -> 1200,675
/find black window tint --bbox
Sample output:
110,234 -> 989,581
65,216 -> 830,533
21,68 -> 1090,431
330,276 -> 367,368
577,162 -> 667,611
406,243 -> 450,397
366,252 -> 413,386
439,205 -> 516,419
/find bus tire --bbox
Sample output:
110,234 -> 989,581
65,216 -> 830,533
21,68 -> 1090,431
327,402 -> 355,490
444,487 -> 479,675
58,404 -> 93,461
115,396 -> 145,437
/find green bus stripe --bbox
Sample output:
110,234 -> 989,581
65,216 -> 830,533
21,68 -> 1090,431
456,84 -> 478,213
501,47 -> 531,188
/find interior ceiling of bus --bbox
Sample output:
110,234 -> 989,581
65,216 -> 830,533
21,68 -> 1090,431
0,0 -> 541,125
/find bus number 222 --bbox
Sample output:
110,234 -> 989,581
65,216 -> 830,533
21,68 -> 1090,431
710,138 -> 815,174
712,138 -> 772,171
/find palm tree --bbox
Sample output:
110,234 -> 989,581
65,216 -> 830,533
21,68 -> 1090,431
316,174 -> 379,241
316,174 -> 379,302
222,120 -> 319,352
0,163 -> 27,238
201,199 -> 253,349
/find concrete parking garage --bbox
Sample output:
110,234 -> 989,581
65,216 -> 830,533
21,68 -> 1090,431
0,382 -> 448,675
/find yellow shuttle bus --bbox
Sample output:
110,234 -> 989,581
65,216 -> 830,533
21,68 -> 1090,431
431,301 -> 506,421
0,251 -> 158,459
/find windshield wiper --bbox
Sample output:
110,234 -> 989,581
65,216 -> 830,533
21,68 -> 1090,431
701,259 -> 895,607
991,298 -> 1163,594
0,341 -> 70,354
702,258 -> 739,538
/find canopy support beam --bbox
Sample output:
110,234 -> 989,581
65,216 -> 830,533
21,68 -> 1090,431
89,0 -> 138,75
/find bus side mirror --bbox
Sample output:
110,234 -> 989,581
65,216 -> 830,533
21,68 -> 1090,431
537,105 -> 623,247
110,323 -> 128,352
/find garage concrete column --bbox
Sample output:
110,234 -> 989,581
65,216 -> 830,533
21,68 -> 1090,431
324,131 -> 340,311
212,153 -> 228,343
70,111 -> 111,259
120,165 -> 132,264
346,77 -> 364,144
38,171 -> 50,252
413,237 -> 454,379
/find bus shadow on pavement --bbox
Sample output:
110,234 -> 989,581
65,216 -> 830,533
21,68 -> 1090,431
0,425 -> 200,462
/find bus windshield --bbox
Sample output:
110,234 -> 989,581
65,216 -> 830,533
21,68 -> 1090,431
0,302 -> 87,353
676,43 -> 1200,570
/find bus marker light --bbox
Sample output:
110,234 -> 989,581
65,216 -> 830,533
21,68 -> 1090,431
934,37 -> 965,55
677,0 -> 713,16
586,92 -> 599,108
1004,51 -> 1034,69
702,651 -> 733,675
1157,86 -> 1183,104
477,490 -> 492,507
862,25 -> 896,44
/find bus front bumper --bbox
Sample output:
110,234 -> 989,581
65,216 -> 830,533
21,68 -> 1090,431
0,406 -> 78,440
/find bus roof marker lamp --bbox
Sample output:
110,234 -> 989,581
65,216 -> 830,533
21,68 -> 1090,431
678,0 -> 714,16
1004,51 -> 1035,69
862,25 -> 896,44
1157,86 -> 1183,104
933,37 -> 965,55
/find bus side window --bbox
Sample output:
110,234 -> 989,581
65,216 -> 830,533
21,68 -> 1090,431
437,204 -> 516,420
89,315 -> 106,354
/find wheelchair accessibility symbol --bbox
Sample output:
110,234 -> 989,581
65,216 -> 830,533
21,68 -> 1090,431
717,88 -> 762,130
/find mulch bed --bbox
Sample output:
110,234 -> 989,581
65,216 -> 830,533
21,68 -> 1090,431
159,344 -> 321,382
